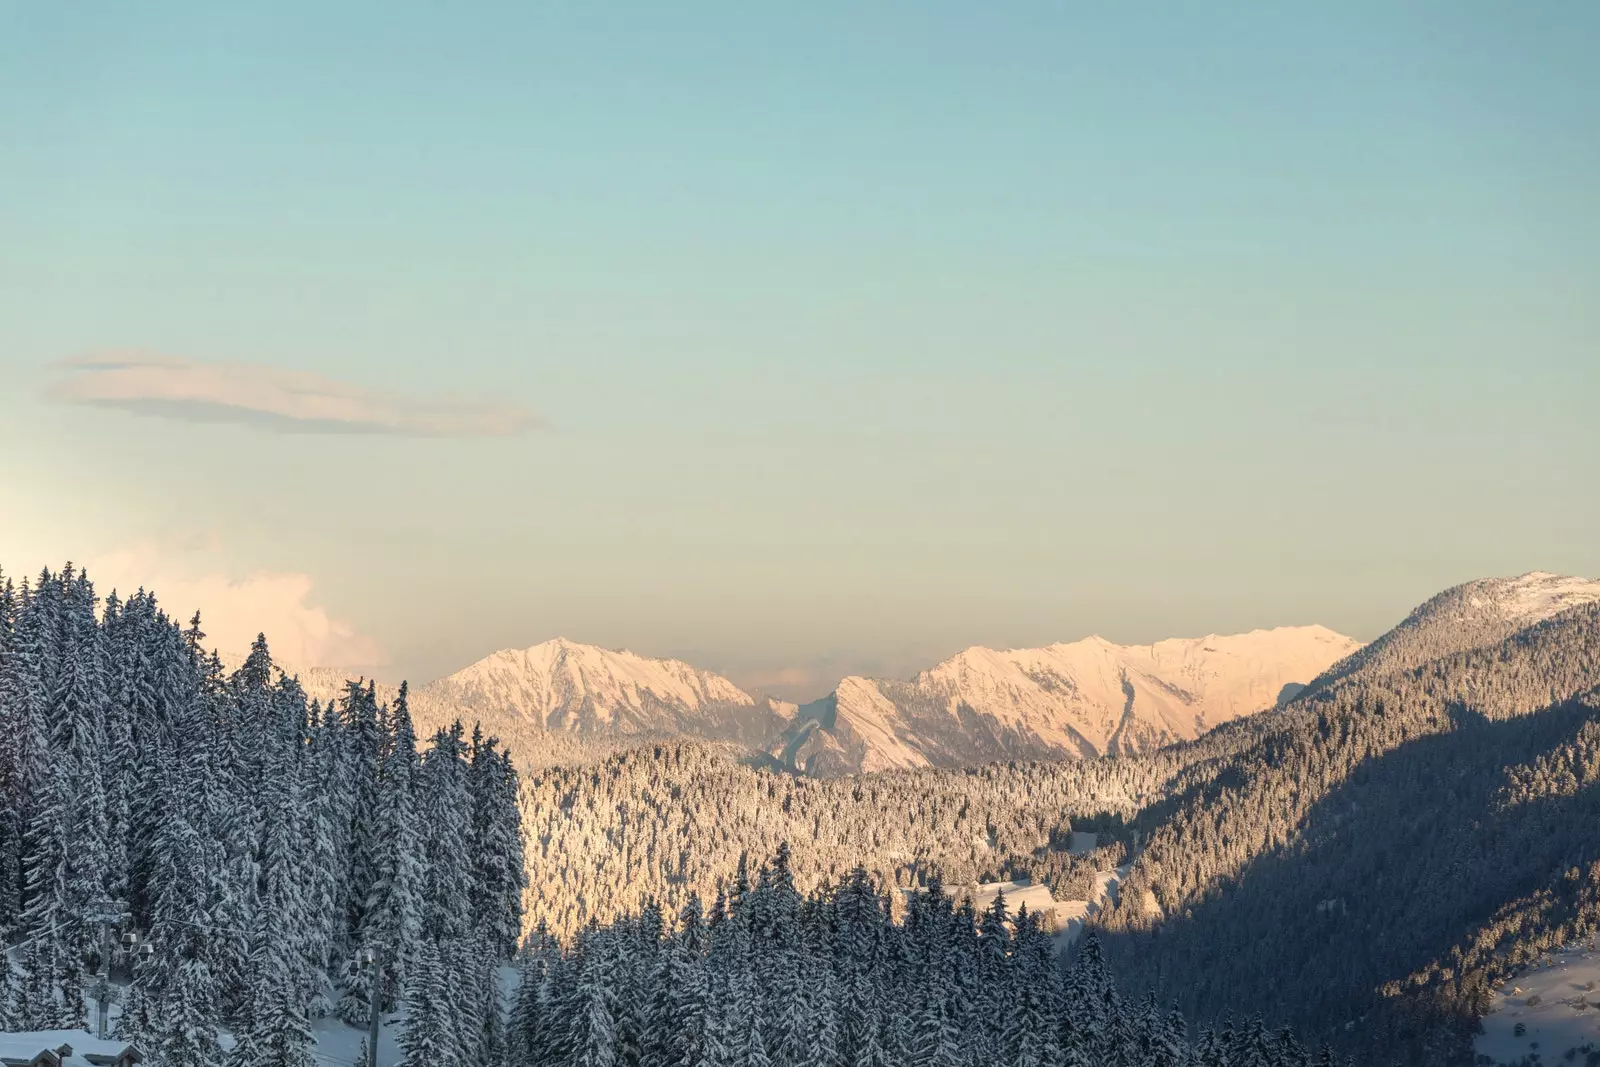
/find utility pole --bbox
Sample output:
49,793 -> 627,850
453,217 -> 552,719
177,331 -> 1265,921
98,919 -> 112,1039
85,899 -> 130,1040
361,943 -> 389,1067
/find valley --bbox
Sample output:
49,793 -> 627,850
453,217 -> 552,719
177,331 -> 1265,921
5,565 -> 1600,1067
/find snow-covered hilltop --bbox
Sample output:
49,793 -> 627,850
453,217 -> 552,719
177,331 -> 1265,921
787,626 -> 1361,773
1305,571 -> 1600,695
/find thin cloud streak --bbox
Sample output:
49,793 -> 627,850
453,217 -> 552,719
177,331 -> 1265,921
50,353 -> 540,438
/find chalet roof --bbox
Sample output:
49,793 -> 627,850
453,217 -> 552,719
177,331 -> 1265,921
0,1032 -> 142,1067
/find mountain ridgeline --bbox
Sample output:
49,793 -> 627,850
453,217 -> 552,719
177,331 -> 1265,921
284,626 -> 1359,777
788,627 -> 1359,773
1300,571 -> 1600,697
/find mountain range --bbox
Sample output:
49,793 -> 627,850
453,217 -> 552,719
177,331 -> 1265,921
283,624 -> 1359,774
785,626 -> 1359,772
275,571 -> 1597,775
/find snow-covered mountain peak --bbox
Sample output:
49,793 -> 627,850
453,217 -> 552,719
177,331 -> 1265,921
797,625 -> 1361,773
430,637 -> 757,729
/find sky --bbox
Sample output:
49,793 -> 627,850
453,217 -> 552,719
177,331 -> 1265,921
2,3 -> 1597,700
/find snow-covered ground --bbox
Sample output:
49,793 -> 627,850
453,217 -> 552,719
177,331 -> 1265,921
303,1014 -> 406,1067
947,879 -> 1058,921
1053,865 -> 1130,947
1476,941 -> 1600,1066
41,965 -> 521,1067
936,860 -> 1129,948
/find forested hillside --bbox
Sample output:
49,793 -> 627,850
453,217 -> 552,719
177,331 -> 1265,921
518,742 -> 1167,938
0,566 -> 525,1067
510,843 -> 1344,1067
1100,600 -> 1600,1065
498,578 -> 1600,1064
0,562 -> 1350,1066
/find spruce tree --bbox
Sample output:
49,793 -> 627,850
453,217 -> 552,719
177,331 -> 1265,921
571,930 -> 620,1067
0,941 -> 26,1030
401,939 -> 457,1067
366,682 -> 425,1002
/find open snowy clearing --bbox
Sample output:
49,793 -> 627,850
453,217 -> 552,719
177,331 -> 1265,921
1476,941 -> 1600,1066
937,859 -> 1129,947
1053,865 -> 1130,947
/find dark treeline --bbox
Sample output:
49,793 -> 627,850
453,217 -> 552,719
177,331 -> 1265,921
509,843 -> 1343,1067
0,565 -> 526,1067
1100,603 -> 1600,1065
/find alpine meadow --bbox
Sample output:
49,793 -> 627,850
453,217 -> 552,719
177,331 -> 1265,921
4,5 -> 1598,1067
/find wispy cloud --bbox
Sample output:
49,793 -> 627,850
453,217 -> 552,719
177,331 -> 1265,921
50,352 -> 539,438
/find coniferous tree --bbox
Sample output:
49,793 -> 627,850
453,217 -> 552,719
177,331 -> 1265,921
17,567 -> 111,1029
0,939 -> 26,1030
365,682 -> 425,1001
571,930 -> 620,1067
400,939 -> 456,1067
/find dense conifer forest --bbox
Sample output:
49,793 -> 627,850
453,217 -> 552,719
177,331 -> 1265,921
518,741 -> 1159,938
509,843 -> 1348,1067
0,566 -> 526,1067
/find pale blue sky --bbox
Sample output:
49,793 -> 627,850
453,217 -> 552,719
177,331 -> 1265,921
2,3 -> 1596,696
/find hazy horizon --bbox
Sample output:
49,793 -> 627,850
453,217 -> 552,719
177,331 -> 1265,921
4,4 -> 1596,700
0,558 -> 1578,703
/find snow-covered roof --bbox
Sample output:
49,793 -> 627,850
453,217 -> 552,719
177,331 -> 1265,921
0,1032 -> 141,1067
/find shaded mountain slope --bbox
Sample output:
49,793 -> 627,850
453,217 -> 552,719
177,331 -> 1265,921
1100,593 -> 1600,1066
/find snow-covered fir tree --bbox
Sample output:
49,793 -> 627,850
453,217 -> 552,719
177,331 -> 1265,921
0,565 -> 524,1067
498,845 -> 1342,1067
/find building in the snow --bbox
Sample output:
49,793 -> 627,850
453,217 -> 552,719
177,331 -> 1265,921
0,1033 -> 142,1067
